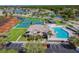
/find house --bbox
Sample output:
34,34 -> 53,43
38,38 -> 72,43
0,9 -> 4,16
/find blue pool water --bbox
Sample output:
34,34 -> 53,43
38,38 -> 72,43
53,27 -> 69,38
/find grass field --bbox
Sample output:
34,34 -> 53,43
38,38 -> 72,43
0,17 -> 44,42
18,36 -> 27,41
8,28 -> 26,41
3,28 -> 26,41
0,49 -> 17,53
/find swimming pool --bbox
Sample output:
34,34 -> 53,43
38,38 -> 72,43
53,27 -> 69,39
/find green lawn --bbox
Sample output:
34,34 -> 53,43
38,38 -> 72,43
0,49 -> 17,53
3,28 -> 26,41
18,36 -> 25,41
18,36 -> 27,41
55,20 -> 63,25
8,28 -> 26,41
0,17 -> 44,42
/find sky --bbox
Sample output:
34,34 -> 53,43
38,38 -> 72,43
0,0 -> 79,5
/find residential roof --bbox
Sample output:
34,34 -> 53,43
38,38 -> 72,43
45,44 -> 77,53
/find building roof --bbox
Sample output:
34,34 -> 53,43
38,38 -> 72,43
45,44 -> 77,53
53,16 -> 63,20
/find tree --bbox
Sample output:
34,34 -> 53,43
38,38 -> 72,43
26,34 -> 43,41
61,8 -> 75,21
76,30 -> 79,34
25,43 -> 46,53
48,31 -> 52,36
69,36 -> 79,47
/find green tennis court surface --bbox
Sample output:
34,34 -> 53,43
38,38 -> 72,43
0,17 -> 44,43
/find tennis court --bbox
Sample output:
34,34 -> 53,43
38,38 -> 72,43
14,17 -> 44,28
0,17 -> 44,42
0,18 -> 20,33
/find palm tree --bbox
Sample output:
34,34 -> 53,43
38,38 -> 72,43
27,35 -> 33,41
76,30 -> 79,34
25,43 -> 46,53
36,35 -> 43,41
48,31 -> 52,36
0,16 -> 5,22
69,36 -> 79,47
64,8 -> 75,21
44,19 -> 49,23
9,13 -> 13,17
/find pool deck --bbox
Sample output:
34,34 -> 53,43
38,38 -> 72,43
47,24 -> 73,41
62,27 -> 74,37
48,35 -> 68,41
